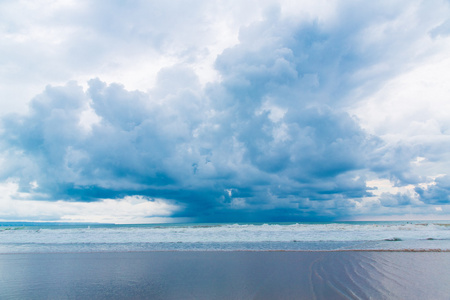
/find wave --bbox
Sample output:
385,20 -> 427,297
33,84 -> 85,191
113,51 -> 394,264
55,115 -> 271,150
1,221 -> 449,253
384,237 -> 402,241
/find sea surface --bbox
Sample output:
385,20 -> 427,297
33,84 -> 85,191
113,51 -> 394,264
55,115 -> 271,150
1,221 -> 449,253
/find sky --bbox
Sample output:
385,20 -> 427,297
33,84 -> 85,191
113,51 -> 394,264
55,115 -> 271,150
1,0 -> 450,224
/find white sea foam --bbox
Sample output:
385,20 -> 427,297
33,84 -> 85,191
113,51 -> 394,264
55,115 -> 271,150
1,222 -> 449,253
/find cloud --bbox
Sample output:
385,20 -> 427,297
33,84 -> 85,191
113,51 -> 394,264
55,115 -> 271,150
0,180 -> 181,224
0,0 -> 257,114
415,176 -> 450,204
379,192 -> 414,207
1,0 -> 450,222
0,15 -> 382,221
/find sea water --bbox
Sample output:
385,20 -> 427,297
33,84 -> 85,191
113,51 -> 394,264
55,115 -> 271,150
3,222 -> 449,299
1,221 -> 449,253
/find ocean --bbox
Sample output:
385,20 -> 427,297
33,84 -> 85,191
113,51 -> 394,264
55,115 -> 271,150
1,221 -> 449,253
1,221 -> 450,299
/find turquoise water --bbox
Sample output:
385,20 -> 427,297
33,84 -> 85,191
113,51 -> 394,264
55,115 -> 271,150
1,221 -> 449,253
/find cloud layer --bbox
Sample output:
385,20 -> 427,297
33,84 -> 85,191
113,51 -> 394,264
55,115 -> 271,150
1,0 -> 450,222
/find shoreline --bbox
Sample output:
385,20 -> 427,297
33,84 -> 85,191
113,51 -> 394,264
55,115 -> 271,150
1,248 -> 450,255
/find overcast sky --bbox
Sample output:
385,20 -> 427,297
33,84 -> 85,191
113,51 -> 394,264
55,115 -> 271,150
1,0 -> 450,223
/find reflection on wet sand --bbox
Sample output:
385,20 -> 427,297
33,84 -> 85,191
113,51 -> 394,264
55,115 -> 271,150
0,251 -> 449,299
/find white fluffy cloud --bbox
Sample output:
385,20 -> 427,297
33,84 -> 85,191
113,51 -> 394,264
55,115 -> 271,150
0,180 -> 181,223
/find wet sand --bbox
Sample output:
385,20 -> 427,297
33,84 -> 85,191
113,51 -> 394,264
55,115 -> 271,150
1,251 -> 449,299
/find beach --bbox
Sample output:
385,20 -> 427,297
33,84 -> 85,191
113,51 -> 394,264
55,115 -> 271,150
1,251 -> 449,300
2,1 -> 450,298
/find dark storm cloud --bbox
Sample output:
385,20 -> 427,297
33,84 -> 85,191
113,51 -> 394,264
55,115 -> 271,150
1,5 -> 427,221
415,176 -> 450,205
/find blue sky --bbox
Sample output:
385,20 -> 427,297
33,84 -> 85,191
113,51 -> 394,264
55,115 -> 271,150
1,0 -> 450,223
